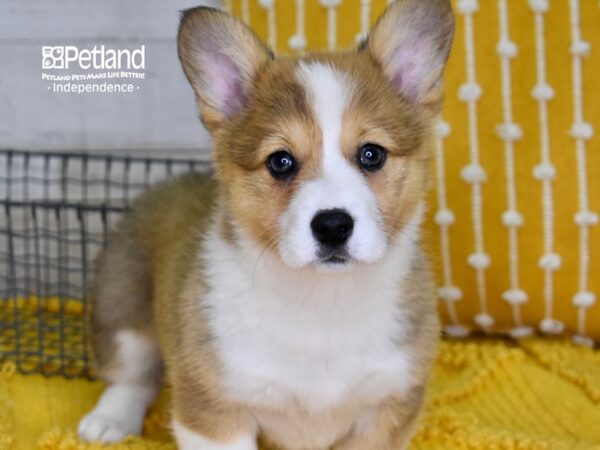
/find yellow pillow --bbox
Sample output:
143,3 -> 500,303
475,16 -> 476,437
227,0 -> 600,343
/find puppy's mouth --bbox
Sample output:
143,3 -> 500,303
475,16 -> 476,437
313,249 -> 353,271
321,255 -> 348,265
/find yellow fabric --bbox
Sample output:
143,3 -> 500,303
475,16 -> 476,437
227,0 -> 600,338
1,338 -> 599,450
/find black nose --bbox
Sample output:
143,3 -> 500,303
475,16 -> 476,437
311,209 -> 354,247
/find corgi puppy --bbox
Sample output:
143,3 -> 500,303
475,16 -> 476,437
78,1 -> 454,449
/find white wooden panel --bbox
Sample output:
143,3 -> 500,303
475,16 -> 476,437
0,0 -> 221,41
0,0 -> 221,153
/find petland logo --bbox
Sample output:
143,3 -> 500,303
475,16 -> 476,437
42,45 -> 146,94
42,45 -> 145,70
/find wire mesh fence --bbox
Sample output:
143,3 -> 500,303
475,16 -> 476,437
0,150 -> 210,378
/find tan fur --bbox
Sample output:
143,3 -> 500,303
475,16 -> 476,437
88,1 -> 454,448
217,62 -> 322,249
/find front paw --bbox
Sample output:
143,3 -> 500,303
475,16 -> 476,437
78,412 -> 142,443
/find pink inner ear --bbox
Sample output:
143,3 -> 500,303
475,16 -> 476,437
389,41 -> 429,102
208,52 -> 246,117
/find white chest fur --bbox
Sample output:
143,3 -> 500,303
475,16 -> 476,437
200,221 -> 421,449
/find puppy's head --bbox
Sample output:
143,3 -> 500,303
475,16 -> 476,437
178,0 -> 454,271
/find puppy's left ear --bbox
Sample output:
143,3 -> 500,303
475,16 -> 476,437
364,0 -> 454,110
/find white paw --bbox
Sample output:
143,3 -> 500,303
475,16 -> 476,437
78,412 -> 142,443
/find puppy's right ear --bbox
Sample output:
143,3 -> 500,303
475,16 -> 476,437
178,7 -> 272,131
364,0 -> 454,111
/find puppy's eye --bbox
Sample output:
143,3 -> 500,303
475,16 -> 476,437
267,151 -> 296,180
357,143 -> 387,172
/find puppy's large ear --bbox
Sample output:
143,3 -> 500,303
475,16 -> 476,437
365,0 -> 454,109
178,7 -> 272,130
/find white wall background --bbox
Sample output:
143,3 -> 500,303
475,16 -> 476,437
0,0 -> 221,155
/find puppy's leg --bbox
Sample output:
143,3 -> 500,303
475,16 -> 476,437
78,231 -> 161,443
172,420 -> 257,450
336,387 -> 426,450
170,373 -> 257,450
78,330 -> 160,442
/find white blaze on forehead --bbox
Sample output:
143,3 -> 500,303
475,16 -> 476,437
296,62 -> 350,176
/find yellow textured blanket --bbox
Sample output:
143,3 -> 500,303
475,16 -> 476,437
1,337 -> 599,450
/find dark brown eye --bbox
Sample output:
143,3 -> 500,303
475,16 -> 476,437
267,151 -> 296,180
357,143 -> 387,172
